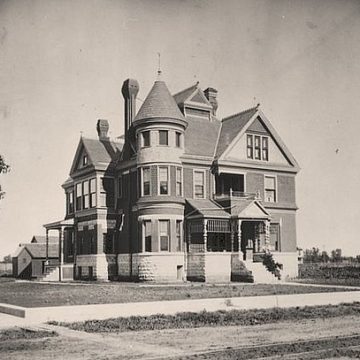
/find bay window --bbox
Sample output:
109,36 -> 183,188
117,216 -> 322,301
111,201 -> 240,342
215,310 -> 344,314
142,167 -> 151,196
159,220 -> 170,251
176,167 -> 182,196
159,166 -> 169,195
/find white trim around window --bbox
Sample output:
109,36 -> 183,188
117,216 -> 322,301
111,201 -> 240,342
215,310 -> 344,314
141,167 -> 151,197
158,165 -> 170,195
264,174 -> 277,203
193,169 -> 206,199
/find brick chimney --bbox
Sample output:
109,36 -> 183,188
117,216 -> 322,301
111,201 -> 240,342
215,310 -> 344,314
204,87 -> 218,116
121,79 -> 139,134
97,119 -> 109,141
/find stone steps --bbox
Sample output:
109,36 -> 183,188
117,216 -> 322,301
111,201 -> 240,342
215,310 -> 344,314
39,266 -> 59,282
244,261 -> 281,284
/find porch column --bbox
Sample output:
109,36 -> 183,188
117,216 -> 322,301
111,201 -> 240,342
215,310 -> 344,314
45,229 -> 49,263
59,227 -> 64,281
203,219 -> 208,252
230,221 -> 235,252
237,220 -> 242,253
264,220 -> 270,251
187,223 -> 191,252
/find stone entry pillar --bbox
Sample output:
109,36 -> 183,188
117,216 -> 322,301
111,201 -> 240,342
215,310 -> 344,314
237,219 -> 242,255
264,220 -> 270,251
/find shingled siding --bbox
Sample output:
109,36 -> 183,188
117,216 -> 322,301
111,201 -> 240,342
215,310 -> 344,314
183,167 -> 193,198
277,175 -> 296,204
246,172 -> 264,197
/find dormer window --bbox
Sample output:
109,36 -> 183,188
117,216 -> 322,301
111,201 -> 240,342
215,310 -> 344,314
142,131 -> 150,147
82,154 -> 88,166
247,134 -> 269,161
159,130 -> 168,146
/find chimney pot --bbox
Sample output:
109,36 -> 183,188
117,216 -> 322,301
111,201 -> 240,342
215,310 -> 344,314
204,87 -> 218,116
97,119 -> 109,140
122,78 -> 139,134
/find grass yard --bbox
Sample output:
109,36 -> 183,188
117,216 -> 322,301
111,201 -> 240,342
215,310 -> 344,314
0,278 -> 355,308
50,302 -> 360,333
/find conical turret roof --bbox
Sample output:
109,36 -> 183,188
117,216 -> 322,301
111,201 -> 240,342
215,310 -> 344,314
133,80 -> 185,123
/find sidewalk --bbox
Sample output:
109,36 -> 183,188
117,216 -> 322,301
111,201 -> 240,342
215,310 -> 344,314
1,290 -> 360,329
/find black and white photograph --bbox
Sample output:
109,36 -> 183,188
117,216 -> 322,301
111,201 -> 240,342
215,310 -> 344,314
1,0 -> 360,358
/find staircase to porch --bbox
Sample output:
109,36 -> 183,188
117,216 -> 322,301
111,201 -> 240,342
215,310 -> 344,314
39,266 -> 59,282
244,261 -> 282,284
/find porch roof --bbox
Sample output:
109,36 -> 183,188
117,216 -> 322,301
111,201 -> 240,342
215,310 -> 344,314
186,199 -> 230,219
43,218 -> 74,230
231,200 -> 270,219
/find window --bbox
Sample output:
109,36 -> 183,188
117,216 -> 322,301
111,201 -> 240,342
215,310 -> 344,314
118,176 -> 122,199
159,130 -> 168,145
254,136 -> 261,160
142,167 -> 150,196
262,137 -> 268,161
76,183 -> 82,210
175,132 -> 181,147
82,154 -> 88,166
144,221 -> 152,252
159,220 -> 169,251
82,180 -> 89,209
176,220 -> 182,251
247,134 -> 269,161
89,178 -> 96,208
103,232 -> 114,254
142,131 -> 150,147
194,170 -> 205,198
264,176 -> 276,202
67,190 -> 74,214
159,167 -> 169,195
270,223 -> 281,251
247,135 -> 253,159
176,167 -> 182,196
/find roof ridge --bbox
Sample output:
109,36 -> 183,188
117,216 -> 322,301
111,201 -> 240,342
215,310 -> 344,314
173,82 -> 199,98
222,104 -> 260,122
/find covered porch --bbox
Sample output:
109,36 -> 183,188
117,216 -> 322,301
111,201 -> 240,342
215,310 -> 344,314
185,199 -> 271,282
43,218 -> 75,281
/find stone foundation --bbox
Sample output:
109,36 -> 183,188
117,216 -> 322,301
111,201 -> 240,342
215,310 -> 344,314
76,254 -> 116,280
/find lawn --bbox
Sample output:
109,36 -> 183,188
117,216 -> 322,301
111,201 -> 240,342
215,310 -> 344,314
51,302 -> 360,333
0,279 -> 355,308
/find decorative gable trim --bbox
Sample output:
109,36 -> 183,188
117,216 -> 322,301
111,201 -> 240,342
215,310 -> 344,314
219,110 -> 300,172
69,138 -> 93,176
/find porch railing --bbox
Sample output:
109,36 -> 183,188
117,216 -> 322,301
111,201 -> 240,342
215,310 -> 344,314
213,190 -> 259,200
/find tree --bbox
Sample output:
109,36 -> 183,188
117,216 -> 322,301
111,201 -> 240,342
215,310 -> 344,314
0,155 -> 10,199
2,254 -> 12,263
331,248 -> 342,262
303,247 -> 322,263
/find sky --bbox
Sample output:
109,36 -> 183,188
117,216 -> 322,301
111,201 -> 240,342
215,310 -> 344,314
1,0 -> 360,258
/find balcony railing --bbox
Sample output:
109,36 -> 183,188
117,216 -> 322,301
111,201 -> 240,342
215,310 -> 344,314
213,190 -> 260,201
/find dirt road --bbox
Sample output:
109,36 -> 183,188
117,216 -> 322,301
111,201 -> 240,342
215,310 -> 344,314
2,315 -> 360,359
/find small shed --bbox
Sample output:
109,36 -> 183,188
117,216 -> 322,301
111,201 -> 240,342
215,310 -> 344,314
12,237 -> 59,279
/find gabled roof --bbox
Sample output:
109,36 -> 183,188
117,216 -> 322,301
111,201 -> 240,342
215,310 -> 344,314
215,106 -> 258,158
133,80 -> 186,123
184,116 -> 221,157
173,83 -> 198,106
69,137 -> 122,175
230,200 -> 270,219
14,244 -> 59,259
186,199 -> 230,218
31,235 -> 58,244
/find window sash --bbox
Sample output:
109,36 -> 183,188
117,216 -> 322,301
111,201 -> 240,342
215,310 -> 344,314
89,179 -> 96,208
176,168 -> 182,196
142,131 -> 150,147
142,168 -> 150,196
194,171 -> 205,198
246,134 -> 269,161
76,183 -> 82,210
159,130 -> 168,145
159,167 -> 169,195
175,132 -> 181,147
176,220 -> 182,251
159,220 -> 169,251
144,221 -> 152,252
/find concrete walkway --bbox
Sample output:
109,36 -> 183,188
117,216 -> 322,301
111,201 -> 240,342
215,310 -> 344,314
1,290 -> 360,329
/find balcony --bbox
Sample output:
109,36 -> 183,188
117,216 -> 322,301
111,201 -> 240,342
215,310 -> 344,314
213,190 -> 260,201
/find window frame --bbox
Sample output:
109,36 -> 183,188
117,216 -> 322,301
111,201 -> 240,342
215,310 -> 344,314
175,131 -> 182,148
176,167 -> 183,197
176,220 -> 182,252
143,220 -> 152,252
270,222 -> 281,251
193,169 -> 206,199
159,220 -> 170,251
82,180 -> 89,209
67,190 -> 74,214
264,175 -> 277,203
158,166 -> 169,195
142,167 -> 151,196
76,183 -> 82,211
159,130 -> 169,146
246,133 -> 269,161
82,154 -> 88,167
89,178 -> 96,208
142,131 -> 150,147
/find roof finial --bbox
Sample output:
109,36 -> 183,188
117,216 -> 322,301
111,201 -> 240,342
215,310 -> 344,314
157,52 -> 162,80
